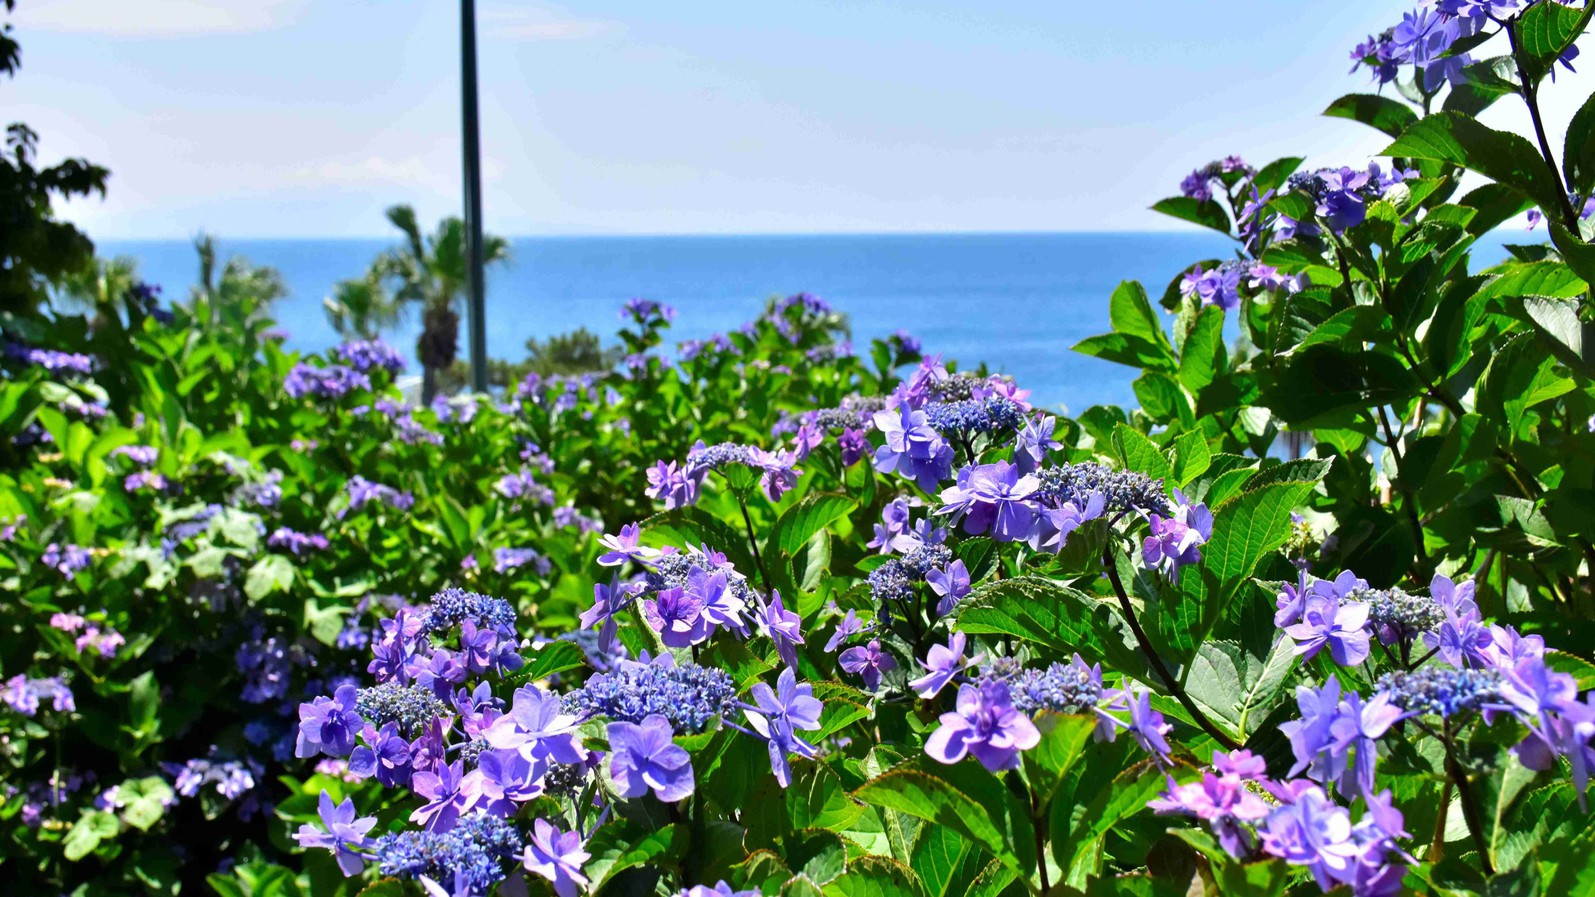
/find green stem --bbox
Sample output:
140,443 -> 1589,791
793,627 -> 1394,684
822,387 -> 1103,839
1102,546 -> 1241,751
1443,729 -> 1495,876
1505,19 -> 1580,228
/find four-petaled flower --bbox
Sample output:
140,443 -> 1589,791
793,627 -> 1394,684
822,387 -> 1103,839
607,715 -> 696,802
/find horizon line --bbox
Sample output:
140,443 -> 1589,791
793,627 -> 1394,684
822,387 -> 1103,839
93,227 -> 1234,243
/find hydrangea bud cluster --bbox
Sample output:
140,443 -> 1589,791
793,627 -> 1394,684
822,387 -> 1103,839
1377,667 -> 1504,718
563,656 -> 738,734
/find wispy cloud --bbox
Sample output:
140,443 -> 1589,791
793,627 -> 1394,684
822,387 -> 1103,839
14,0 -> 309,37
479,5 -> 614,41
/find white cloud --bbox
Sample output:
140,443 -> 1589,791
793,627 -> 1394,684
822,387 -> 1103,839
14,0 -> 308,37
294,155 -> 505,194
479,5 -> 612,41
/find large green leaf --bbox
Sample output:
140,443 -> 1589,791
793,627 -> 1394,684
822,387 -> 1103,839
1567,87 -> 1595,195
1073,282 -> 1179,373
1382,112 -> 1566,216
581,821 -> 688,890
1323,93 -> 1418,138
852,758 -> 1036,878
772,493 -> 857,557
1149,197 -> 1232,236
954,576 -> 1150,681
1112,425 -> 1172,480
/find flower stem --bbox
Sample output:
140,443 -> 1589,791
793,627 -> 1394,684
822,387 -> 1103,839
1504,19 -> 1580,229
1102,546 -> 1241,751
736,494 -> 771,592
1442,731 -> 1495,876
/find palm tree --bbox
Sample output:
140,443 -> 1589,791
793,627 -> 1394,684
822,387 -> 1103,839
191,233 -> 287,327
375,205 -> 508,403
323,269 -> 401,341
56,255 -> 138,330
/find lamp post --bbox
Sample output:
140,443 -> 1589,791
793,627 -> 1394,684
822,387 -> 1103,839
461,0 -> 488,393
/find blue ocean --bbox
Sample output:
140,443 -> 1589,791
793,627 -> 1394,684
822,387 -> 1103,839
98,232 -> 1519,413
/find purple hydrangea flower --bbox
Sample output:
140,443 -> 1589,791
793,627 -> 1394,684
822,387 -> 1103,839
295,684 -> 364,759
642,586 -> 711,648
839,639 -> 897,692
523,819 -> 590,897
293,791 -> 377,876
1141,491 -> 1212,579
909,633 -> 970,699
925,680 -> 1041,772
824,609 -> 868,652
741,669 -> 824,788
1258,785 -> 1363,890
937,461 -> 1041,543
597,523 -> 659,566
483,685 -> 588,766
1284,596 -> 1372,667
607,715 -> 696,802
873,405 -> 955,492
925,559 -> 971,615
758,591 -> 804,669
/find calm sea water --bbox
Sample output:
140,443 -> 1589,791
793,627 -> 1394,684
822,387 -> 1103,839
98,232 -> 1518,412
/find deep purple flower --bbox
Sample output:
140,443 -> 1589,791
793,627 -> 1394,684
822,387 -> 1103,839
1014,415 -> 1060,475
937,461 -> 1041,543
523,819 -> 590,897
293,791 -> 377,876
1258,785 -> 1362,890
1280,677 -> 1348,785
742,669 -> 824,787
269,527 -> 329,556
1141,491 -> 1212,579
873,405 -> 955,492
348,722 -> 413,788
1101,686 -> 1173,763
1423,574 -> 1491,668
839,639 -> 897,692
483,685 -> 587,766
645,461 -> 697,509
642,586 -> 710,648
461,749 -> 547,816
410,760 -> 471,832
909,633 -> 970,699
925,680 -> 1041,772
838,428 -> 870,467
607,715 -> 695,802
1149,770 -> 1272,858
1329,692 -> 1401,797
598,523 -> 659,567
824,609 -> 867,652
295,685 -> 363,759
868,497 -> 915,554
925,559 -> 971,615
1179,264 -> 1243,312
1285,594 -> 1372,667
758,591 -> 804,669
1028,493 -> 1105,554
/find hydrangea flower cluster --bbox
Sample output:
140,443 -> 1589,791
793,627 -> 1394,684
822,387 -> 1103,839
334,338 -> 406,374
341,475 -> 415,517
283,362 -> 371,400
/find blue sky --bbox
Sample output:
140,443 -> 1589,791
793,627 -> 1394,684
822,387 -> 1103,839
9,0 -> 1590,237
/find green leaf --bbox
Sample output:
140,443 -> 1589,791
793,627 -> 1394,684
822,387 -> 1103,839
243,554 -> 296,601
1567,86 -> 1595,195
772,493 -> 857,557
788,762 -> 866,832
1478,332 -> 1574,429
1169,430 -> 1212,489
1182,635 -> 1296,739
1149,197 -> 1232,235
955,577 -> 1150,682
1381,112 -> 1566,219
1165,459 -> 1332,662
582,822 -> 688,890
1074,282 -> 1179,373
826,857 -> 927,897
1520,296 -> 1595,379
62,809 -> 120,861
1177,305 -> 1226,395
852,758 -> 1036,876
1022,714 -> 1099,804
1478,260 -> 1588,303
1112,425 -> 1172,480
511,639 -> 588,685
1517,1 -> 1594,74
1324,93 -> 1419,138
118,776 -> 175,831
1550,220 -> 1595,283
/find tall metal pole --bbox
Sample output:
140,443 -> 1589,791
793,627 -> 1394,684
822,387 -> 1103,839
461,0 -> 489,393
